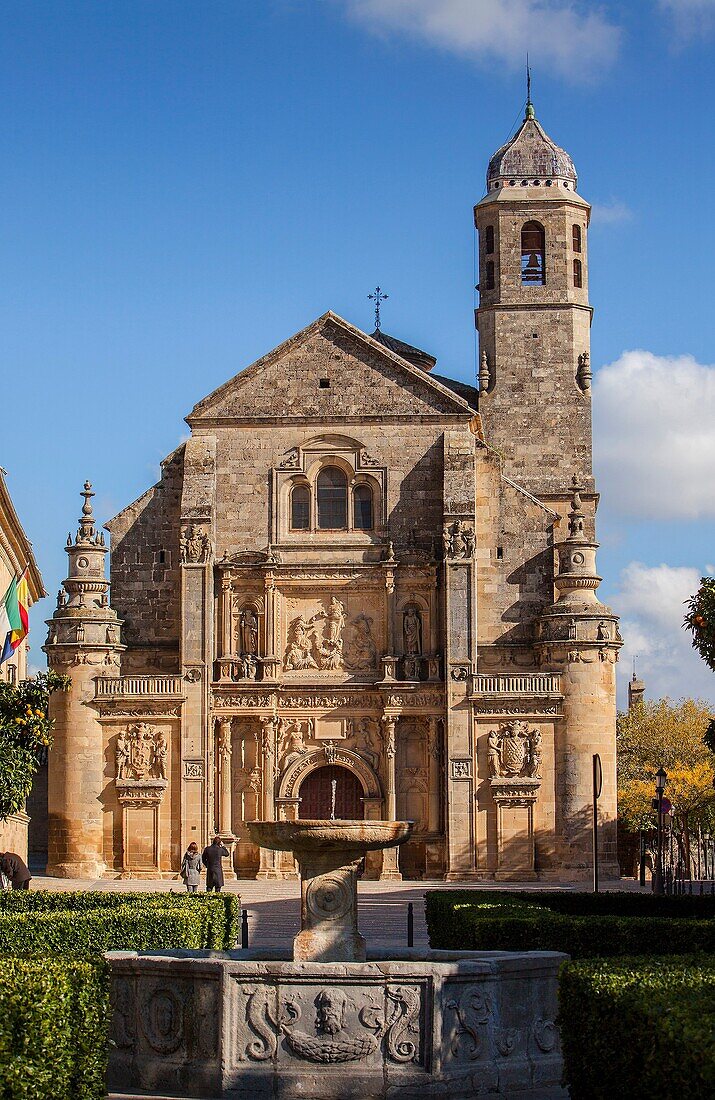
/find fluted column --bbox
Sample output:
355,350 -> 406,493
380,716 -> 402,880
220,573 -> 233,658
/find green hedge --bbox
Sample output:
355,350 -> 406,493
0,891 -> 241,950
426,890 -> 715,957
0,956 -> 110,1100
559,956 -> 715,1099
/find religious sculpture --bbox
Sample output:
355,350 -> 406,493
239,608 -> 259,655
241,653 -> 258,680
318,596 -> 346,669
345,613 -> 377,671
403,606 -> 422,657
281,718 -> 313,769
487,721 -> 542,780
285,616 -> 319,671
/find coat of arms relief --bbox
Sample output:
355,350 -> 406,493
487,721 -> 542,780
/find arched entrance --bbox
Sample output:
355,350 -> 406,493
298,765 -> 364,820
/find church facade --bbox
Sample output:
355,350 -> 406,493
45,103 -> 621,881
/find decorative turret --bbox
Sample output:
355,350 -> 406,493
44,483 -> 124,878
536,478 -> 620,649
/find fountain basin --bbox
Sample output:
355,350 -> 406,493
247,820 -> 411,855
247,820 -> 413,963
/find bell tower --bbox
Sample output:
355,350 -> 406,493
475,98 -> 593,497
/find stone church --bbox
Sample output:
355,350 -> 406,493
45,101 -> 621,882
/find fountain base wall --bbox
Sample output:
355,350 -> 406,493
107,949 -> 566,1099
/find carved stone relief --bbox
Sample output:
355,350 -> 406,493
237,982 -> 422,1066
179,525 -> 211,564
442,521 -> 475,560
115,723 -> 168,781
487,721 -> 541,780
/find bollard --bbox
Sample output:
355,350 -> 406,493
241,908 -> 249,949
407,902 -> 414,948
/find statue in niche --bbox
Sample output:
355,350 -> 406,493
239,608 -> 259,655
284,616 -> 319,671
346,613 -> 377,670
403,606 -> 422,657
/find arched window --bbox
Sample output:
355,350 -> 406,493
521,221 -> 545,285
573,259 -> 583,288
317,466 -> 348,529
572,224 -> 582,252
353,485 -> 373,530
290,485 -> 310,530
485,225 -> 495,255
485,260 -> 495,291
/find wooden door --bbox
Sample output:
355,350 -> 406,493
298,765 -> 364,820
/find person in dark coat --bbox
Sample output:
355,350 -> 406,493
1,852 -> 31,890
201,836 -> 229,892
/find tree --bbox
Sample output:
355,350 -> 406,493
0,669 -> 69,820
617,698 -> 715,873
684,576 -> 715,673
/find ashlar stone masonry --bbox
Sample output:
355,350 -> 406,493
45,102 -> 621,881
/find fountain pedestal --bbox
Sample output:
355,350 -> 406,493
247,819 -> 412,962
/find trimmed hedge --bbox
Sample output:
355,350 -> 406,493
0,890 -> 241,950
559,956 -> 715,1099
426,890 -> 715,957
0,956 -> 110,1099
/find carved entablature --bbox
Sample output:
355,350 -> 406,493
487,720 -> 542,780
115,779 -> 168,806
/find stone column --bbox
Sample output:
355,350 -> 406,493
379,716 -> 401,880
216,717 -> 233,834
220,572 -> 233,658
256,716 -> 280,878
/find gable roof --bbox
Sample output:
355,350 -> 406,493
187,311 -> 476,423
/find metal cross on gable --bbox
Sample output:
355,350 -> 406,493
368,286 -> 389,331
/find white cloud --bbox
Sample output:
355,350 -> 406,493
589,199 -> 632,225
341,0 -> 621,81
658,0 -> 715,37
611,561 -> 715,706
593,350 -> 715,520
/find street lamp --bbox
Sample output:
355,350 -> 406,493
654,767 -> 667,895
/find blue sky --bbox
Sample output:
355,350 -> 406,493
2,1 -> 714,705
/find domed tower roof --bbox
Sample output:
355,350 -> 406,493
486,101 -> 577,191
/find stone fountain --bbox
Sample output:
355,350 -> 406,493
107,818 -> 567,1098
246,819 -> 412,962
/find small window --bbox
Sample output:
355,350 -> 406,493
485,225 -> 494,255
291,485 -> 310,530
317,467 -> 348,530
572,224 -> 582,252
485,260 -> 495,291
521,221 -> 545,285
319,378 -> 330,389
158,549 -> 166,564
573,259 -> 583,288
353,485 -> 373,530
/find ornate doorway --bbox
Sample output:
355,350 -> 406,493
298,765 -> 364,820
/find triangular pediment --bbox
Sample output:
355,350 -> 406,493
187,312 -> 475,423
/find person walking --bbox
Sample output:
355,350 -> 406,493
180,842 -> 202,893
0,852 -> 31,891
202,836 -> 229,893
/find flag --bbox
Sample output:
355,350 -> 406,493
0,569 -> 29,665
